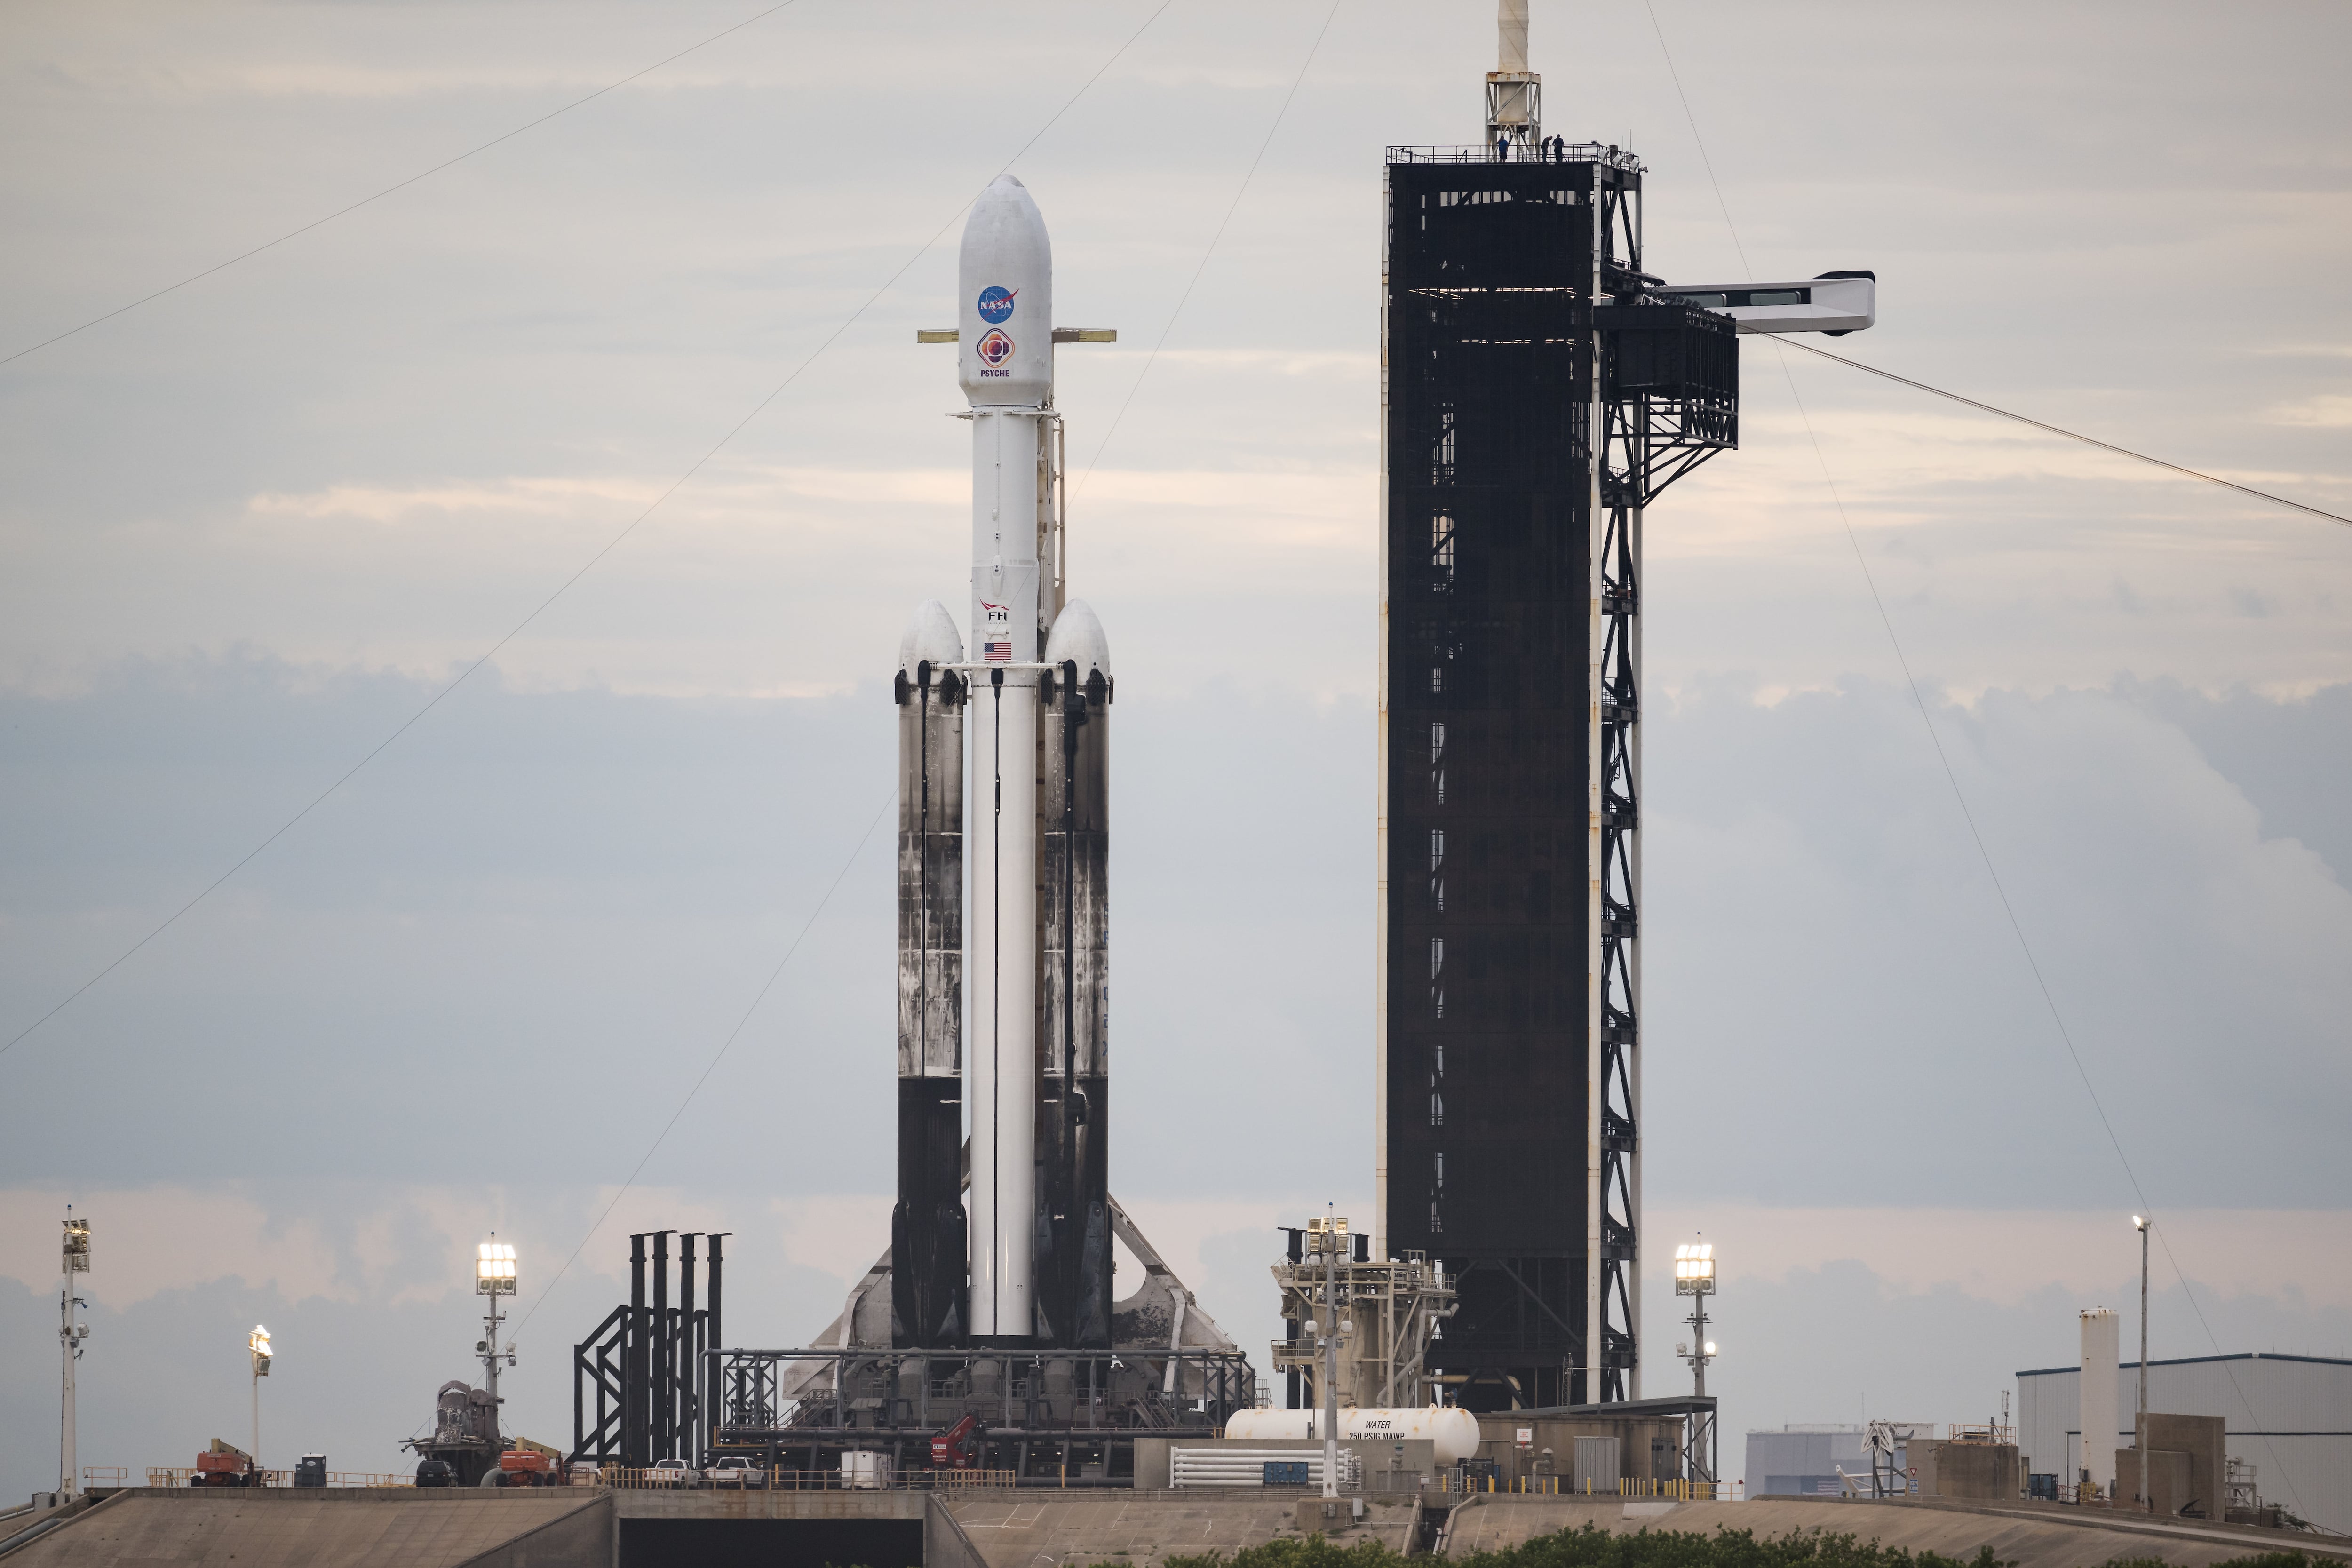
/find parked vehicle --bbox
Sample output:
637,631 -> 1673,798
193,1447 -> 257,1488
841,1451 -> 893,1490
706,1456 -> 766,1489
293,1454 -> 327,1488
415,1458 -> 456,1488
932,1415 -> 981,1470
649,1458 -> 695,1489
496,1451 -> 556,1488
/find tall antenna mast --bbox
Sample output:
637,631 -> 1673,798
60,1208 -> 91,1501
1485,0 -> 1541,151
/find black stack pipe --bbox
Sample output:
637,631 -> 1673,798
574,1228 -> 727,1468
1282,1227 -> 1304,1408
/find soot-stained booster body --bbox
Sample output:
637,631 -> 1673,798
891,175 -> 1114,1351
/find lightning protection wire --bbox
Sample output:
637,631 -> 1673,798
0,0 -> 1180,1065
1643,7 -> 2348,537
512,784 -> 894,1333
1649,1 -> 2315,1517
1777,338 -> 2352,532
1072,0 -> 1345,496
2,2 -> 806,369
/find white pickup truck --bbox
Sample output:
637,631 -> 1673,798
705,1456 -> 767,1489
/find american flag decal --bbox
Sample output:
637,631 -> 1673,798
983,639 -> 1012,661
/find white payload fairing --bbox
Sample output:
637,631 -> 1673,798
892,175 -> 1114,1350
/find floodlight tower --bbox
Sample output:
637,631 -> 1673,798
477,1237 -> 517,1449
248,1325 -> 273,1466
59,1209 -> 90,1498
1674,1241 -> 1718,1482
2133,1215 -> 2151,1511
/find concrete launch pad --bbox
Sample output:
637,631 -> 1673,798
12,1488 -> 2344,1568
0,1488 -> 605,1568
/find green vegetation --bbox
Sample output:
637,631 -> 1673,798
1167,1526 -> 2008,1568
1164,1524 -> 2325,1568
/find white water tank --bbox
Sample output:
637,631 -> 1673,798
1224,1407 -> 1482,1464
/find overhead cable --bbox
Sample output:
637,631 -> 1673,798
0,0 -> 1180,1063
1649,0 -> 2345,535
1075,0 -> 1345,493
514,785 -> 896,1333
1648,1 -> 2317,1515
1772,334 -> 2317,1526
1,1 -> 806,369
1778,338 -> 2352,531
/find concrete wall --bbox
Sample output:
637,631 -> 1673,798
2114,1414 -> 2227,1519
459,1494 -> 612,1568
2119,1450 -> 2194,1519
2150,1413 -> 2226,1519
617,1515 -> 922,1568
612,1489 -> 928,1523
6,1489 -> 603,1568
924,1495 -> 992,1568
1914,1441 -> 2019,1501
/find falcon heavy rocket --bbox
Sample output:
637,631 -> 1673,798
891,175 -> 1113,1352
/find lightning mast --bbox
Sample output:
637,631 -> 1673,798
59,1209 -> 90,1499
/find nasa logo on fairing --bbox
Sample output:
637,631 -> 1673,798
976,286 -> 1017,324
975,328 -> 1016,374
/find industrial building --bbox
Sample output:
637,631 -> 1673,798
1744,1425 -> 1874,1498
2017,1351 -> 2352,1534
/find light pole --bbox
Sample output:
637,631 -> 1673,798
2133,1215 -> 2150,1512
1310,1212 -> 1345,1501
1674,1240 -> 1718,1484
477,1237 -> 518,1457
60,1210 -> 91,1498
248,1325 -> 273,1469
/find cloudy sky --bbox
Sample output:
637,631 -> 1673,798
3,0 -> 2348,1497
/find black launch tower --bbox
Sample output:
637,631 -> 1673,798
1378,141 -> 1737,1409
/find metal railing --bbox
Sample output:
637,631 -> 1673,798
146,1468 -> 421,1489
1436,1474 -> 1729,1500
1388,143 -> 1646,173
597,1466 -> 1023,1492
80,1468 -> 128,1488
1945,1423 -> 2015,1445
929,1470 -> 1021,1488
711,1345 -> 1255,1445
